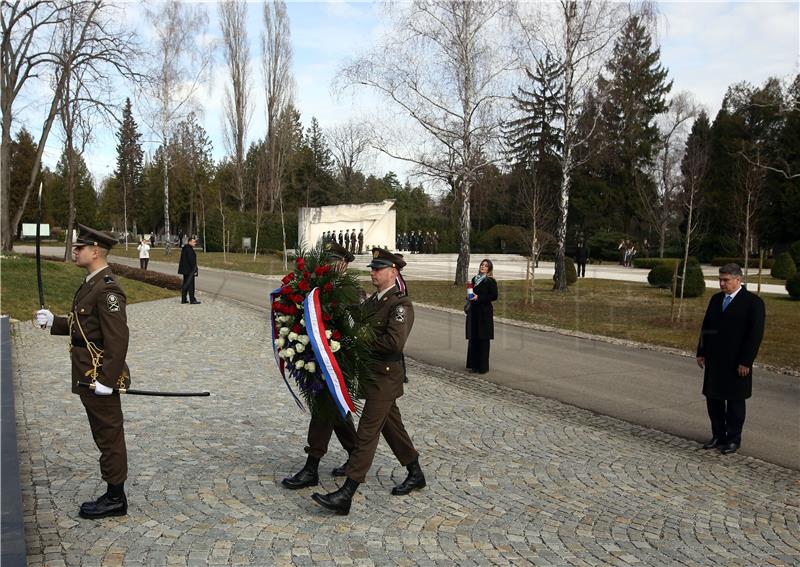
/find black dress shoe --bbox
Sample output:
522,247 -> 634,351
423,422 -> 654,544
312,478 -> 360,515
331,460 -> 348,477
391,460 -> 426,496
720,442 -> 740,455
190,300 -> 201,304
702,438 -> 723,450
282,467 -> 319,489
181,300 -> 189,304
79,492 -> 127,519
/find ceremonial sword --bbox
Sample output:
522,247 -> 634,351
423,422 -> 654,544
35,182 -> 45,322
80,383 -> 210,397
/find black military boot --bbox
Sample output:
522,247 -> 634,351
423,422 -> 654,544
282,456 -> 320,489
331,459 -> 349,477
391,459 -> 426,496
79,483 -> 127,519
312,478 -> 360,515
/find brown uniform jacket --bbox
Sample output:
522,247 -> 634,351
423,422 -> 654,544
361,285 -> 414,401
51,266 -> 131,393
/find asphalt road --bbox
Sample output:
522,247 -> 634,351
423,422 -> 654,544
22,247 -> 800,469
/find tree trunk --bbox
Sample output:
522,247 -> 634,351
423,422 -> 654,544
454,179 -> 471,285
677,185 -> 695,321
162,145 -> 171,255
553,152 -> 572,292
1,111 -> 12,251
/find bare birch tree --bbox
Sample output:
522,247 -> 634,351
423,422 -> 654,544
327,121 -> 372,192
143,0 -> 209,255
735,154 -> 766,282
1,0 -> 138,251
219,0 -> 251,213
338,0 -> 512,285
514,0 -> 624,291
639,92 -> 697,258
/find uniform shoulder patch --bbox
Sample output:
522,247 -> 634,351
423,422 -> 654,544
393,305 -> 406,322
104,275 -> 115,284
106,293 -> 121,312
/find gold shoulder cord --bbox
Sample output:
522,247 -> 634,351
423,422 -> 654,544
70,310 -> 104,383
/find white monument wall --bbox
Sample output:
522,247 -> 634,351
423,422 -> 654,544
298,200 -> 397,252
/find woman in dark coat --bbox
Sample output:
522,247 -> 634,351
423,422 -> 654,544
466,259 -> 498,374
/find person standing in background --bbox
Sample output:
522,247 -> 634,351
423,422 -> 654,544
575,240 -> 588,278
137,238 -> 150,270
465,259 -> 498,374
178,236 -> 200,305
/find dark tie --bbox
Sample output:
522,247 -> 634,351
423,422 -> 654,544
722,295 -> 732,311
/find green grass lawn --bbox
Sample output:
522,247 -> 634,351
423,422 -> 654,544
409,278 -> 799,372
109,246 -> 291,275
1,255 -> 177,321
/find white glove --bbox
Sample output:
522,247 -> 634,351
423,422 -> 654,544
35,309 -> 54,328
93,381 -> 113,395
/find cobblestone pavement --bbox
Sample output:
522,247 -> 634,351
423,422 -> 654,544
13,297 -> 800,566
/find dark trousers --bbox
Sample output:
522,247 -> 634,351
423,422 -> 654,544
305,413 -> 358,460
181,273 -> 196,302
346,398 -> 419,483
466,339 -> 491,373
706,398 -> 747,445
80,392 -> 128,485
576,261 -> 586,277
139,258 -> 149,270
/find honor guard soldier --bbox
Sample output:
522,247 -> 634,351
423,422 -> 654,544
357,228 -> 364,255
35,224 -> 132,519
312,248 -> 425,515
282,241 -> 359,489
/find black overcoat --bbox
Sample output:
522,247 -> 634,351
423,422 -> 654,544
465,276 -> 498,341
178,244 -> 198,276
696,288 -> 765,400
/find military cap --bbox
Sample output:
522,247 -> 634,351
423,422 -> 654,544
324,241 -> 355,263
73,224 -> 117,250
367,247 -> 406,270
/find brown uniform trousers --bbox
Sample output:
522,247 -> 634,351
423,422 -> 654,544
346,286 -> 419,483
51,266 -> 130,485
305,393 -> 358,459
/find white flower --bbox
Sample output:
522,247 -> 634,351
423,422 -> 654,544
295,360 -> 305,369
288,332 -> 298,342
283,348 -> 295,359
274,338 -> 285,348
300,318 -> 306,327
305,362 -> 316,373
330,340 -> 341,353
325,330 -> 332,339
298,335 -> 310,345
295,343 -> 305,353
279,327 -> 289,336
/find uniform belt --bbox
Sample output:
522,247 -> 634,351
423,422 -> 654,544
72,337 -> 104,349
376,354 -> 403,362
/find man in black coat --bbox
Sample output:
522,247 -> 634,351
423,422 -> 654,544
178,236 -> 200,304
696,263 -> 765,455
575,240 -> 589,278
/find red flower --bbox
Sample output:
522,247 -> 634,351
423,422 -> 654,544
322,312 -> 331,322
323,282 -> 334,293
314,266 -> 326,277
287,304 -> 299,315
280,285 -> 292,296
291,294 -> 304,304
296,258 -> 305,270
291,323 -> 302,334
298,280 -> 310,292
331,330 -> 342,340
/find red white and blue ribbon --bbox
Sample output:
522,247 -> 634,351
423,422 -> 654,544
304,287 -> 355,418
270,286 -> 306,411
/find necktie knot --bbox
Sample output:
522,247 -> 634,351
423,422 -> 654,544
722,295 -> 732,311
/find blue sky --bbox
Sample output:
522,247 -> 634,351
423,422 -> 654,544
17,1 -> 800,189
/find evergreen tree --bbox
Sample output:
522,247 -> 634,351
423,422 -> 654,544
114,98 -> 144,236
598,15 -> 672,233
52,151 -> 97,228
305,117 -> 332,173
8,128 -> 41,235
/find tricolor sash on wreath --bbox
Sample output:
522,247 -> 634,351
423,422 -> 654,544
269,286 -> 306,411
304,287 -> 356,418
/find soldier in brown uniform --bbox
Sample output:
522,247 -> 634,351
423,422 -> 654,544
282,242 -> 359,489
312,248 -> 426,515
35,224 -> 131,519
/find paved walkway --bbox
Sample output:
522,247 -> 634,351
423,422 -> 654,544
13,298 -> 799,566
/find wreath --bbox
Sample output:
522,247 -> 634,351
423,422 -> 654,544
270,247 -> 373,422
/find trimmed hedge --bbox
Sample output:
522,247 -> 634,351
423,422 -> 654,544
786,272 -> 800,300
790,241 -> 800,265
109,262 -> 183,291
647,264 -> 675,289
711,256 -> 774,269
771,252 -> 797,280
673,259 -> 706,298
476,225 -> 528,254
635,257 -> 680,270
553,257 -> 578,285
